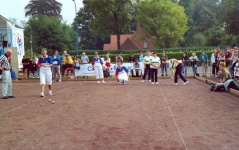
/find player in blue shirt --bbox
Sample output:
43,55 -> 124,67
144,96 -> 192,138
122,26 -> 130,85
115,62 -> 129,84
92,52 -> 105,84
38,48 -> 53,97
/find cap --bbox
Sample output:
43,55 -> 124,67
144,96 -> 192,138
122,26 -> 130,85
82,52 -> 85,54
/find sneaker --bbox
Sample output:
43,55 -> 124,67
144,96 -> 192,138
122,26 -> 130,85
59,79 -> 61,82
49,90 -> 52,95
183,81 -> 189,85
40,92 -> 44,97
151,82 -> 155,85
141,80 -> 144,83
166,74 -> 168,76
97,81 -> 100,84
149,80 -> 151,82
174,83 -> 178,86
161,74 -> 164,77
155,82 -> 159,84
102,80 -> 105,84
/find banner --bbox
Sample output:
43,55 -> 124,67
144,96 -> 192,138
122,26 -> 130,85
74,62 -> 144,76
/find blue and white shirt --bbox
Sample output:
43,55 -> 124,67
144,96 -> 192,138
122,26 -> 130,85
92,57 -> 103,67
38,55 -> 52,69
115,66 -> 128,76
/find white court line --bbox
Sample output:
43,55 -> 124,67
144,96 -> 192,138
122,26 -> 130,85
159,87 -> 188,150
0,86 -> 74,117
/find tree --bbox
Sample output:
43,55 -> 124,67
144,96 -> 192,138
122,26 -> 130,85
220,0 -> 239,36
136,0 -> 188,48
74,0 -> 106,50
25,0 -> 62,19
178,0 -> 196,46
89,0 -> 131,50
24,15 -> 75,54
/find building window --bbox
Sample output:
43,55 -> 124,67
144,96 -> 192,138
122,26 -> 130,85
144,39 -> 148,49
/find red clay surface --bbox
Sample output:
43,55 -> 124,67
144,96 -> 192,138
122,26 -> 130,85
1,79 -> 239,150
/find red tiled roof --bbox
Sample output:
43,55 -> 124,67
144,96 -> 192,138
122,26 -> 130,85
103,25 -> 157,50
103,34 -> 132,50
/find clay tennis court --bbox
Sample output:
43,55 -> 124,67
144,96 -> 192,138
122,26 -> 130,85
1,79 -> 239,150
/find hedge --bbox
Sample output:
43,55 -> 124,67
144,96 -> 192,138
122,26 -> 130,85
67,46 -> 215,56
25,49 -> 214,62
86,50 -> 213,63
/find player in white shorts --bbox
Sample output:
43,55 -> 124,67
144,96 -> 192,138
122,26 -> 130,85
38,48 -> 53,97
92,52 -> 105,84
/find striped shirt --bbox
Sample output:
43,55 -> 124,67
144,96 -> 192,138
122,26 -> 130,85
150,57 -> 160,69
169,59 -> 179,69
0,54 -> 11,70
143,56 -> 152,64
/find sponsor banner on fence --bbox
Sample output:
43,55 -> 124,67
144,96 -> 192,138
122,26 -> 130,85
74,62 -> 144,76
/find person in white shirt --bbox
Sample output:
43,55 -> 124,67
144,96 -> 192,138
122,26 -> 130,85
211,49 -> 219,77
150,52 -> 160,84
189,52 -> 198,76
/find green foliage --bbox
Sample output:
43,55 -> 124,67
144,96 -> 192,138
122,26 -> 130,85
220,0 -> 239,36
83,50 -> 213,63
25,0 -> 62,19
73,0 -> 106,50
89,0 -> 132,50
24,15 -> 75,54
136,0 -> 188,48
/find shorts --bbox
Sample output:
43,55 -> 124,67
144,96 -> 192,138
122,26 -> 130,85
40,68 -> 52,85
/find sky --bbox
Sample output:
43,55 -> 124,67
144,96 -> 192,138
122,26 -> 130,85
0,0 -> 83,25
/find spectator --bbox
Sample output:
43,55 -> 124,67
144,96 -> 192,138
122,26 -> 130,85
32,55 -> 39,77
225,48 -> 231,70
211,49 -> 219,77
150,52 -> 160,84
115,62 -> 129,85
52,50 -> 62,82
92,52 -> 105,84
160,51 -> 168,76
182,51 -> 188,76
217,50 -> 226,71
22,56 -> 30,78
81,52 -> 89,78
61,50 -> 71,76
139,51 -> 144,62
199,50 -> 208,77
132,59 -> 142,77
115,53 -> 123,63
229,47 -> 238,79
210,63 -> 239,92
73,55 -> 81,78
29,58 -> 34,77
38,48 -> 53,97
142,50 -> 152,82
232,55 -> 239,80
104,55 -> 111,78
129,53 -> 136,63
0,44 -> 4,56
168,58 -> 188,86
81,52 -> 89,64
189,52 -> 198,76
0,49 -> 15,99
63,54 -> 73,76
